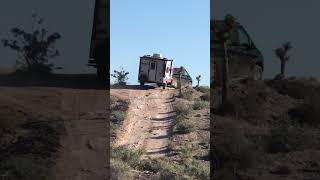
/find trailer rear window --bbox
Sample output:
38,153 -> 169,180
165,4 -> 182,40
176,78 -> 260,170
150,62 -> 156,70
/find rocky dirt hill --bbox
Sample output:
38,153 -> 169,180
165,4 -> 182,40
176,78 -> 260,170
212,77 -> 320,180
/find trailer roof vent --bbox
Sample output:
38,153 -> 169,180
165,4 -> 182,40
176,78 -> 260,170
153,53 -> 162,59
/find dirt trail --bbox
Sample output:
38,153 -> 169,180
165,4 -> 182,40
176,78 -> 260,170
53,89 -> 108,180
112,87 -> 176,158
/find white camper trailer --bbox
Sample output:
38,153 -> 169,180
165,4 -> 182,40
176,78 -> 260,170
138,53 -> 173,88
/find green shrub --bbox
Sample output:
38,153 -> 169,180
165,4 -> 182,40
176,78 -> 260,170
110,95 -> 117,106
184,161 -> 210,180
110,147 -> 147,179
167,141 -> 177,151
214,122 -> 256,172
242,83 -> 271,112
193,100 -> 209,110
159,167 -> 182,180
265,124 -> 291,153
110,96 -> 128,125
176,120 -> 194,134
111,110 -> 127,124
266,77 -> 320,99
111,67 -> 129,85
175,102 -> 192,121
110,97 -> 128,143
142,157 -> 184,179
110,97 -> 128,112
289,90 -> 320,125
110,158 -> 134,180
111,147 -> 143,169
110,123 -> 118,142
180,90 -> 194,100
217,82 -> 271,122
157,160 -> 180,179
138,159 -> 160,172
174,100 -> 199,134
180,143 -> 199,162
140,154 -> 209,179
266,122 -> 319,153
195,86 -> 210,94
200,92 -> 210,101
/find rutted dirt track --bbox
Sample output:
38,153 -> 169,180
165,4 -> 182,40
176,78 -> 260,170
112,87 -> 176,158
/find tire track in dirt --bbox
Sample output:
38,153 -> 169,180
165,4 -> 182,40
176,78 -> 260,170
112,88 -> 175,158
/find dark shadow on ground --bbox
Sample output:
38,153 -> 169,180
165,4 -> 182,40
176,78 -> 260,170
146,147 -> 169,155
200,128 -> 210,131
164,99 -> 175,103
167,151 -> 180,157
110,84 -> 156,90
0,73 -> 108,90
159,111 -> 176,115
194,154 -> 210,161
149,134 -> 170,140
151,115 -> 176,122
149,126 -> 170,130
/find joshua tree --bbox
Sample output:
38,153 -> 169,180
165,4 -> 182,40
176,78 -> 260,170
177,66 -> 185,97
1,13 -> 61,74
111,67 -> 129,85
196,75 -> 201,87
275,41 -> 292,79
212,14 -> 236,104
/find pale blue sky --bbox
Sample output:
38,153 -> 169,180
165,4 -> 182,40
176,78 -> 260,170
110,0 -> 210,85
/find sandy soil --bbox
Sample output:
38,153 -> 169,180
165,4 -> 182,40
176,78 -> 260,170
111,86 -> 176,158
0,86 -> 108,180
53,89 -> 108,180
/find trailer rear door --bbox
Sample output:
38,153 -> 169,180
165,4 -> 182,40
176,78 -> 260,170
149,61 -> 157,82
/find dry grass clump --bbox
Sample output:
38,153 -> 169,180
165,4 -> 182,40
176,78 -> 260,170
193,100 -> 209,110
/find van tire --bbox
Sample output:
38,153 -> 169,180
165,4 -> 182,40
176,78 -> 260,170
139,75 -> 148,85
